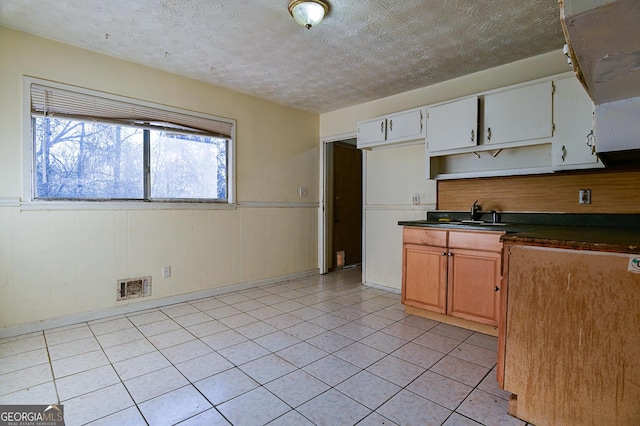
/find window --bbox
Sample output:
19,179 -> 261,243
27,79 -> 235,203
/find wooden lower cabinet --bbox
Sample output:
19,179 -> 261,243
403,244 -> 447,313
402,227 -> 503,327
447,248 -> 501,326
499,244 -> 640,426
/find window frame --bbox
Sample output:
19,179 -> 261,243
22,77 -> 236,208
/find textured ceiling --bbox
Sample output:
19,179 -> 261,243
0,0 -> 565,113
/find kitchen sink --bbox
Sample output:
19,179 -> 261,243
443,220 -> 508,226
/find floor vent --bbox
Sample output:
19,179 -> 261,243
117,276 -> 152,301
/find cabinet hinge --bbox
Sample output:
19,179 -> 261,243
552,123 -> 556,134
551,81 -> 555,94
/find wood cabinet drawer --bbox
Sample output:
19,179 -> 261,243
403,227 -> 447,247
448,230 -> 504,252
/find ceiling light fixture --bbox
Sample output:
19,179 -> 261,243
288,0 -> 329,29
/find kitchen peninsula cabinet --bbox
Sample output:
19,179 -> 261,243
498,243 -> 640,426
402,227 -> 503,328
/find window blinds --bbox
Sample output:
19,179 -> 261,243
30,83 -> 234,139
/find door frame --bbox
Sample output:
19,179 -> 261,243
318,132 -> 365,279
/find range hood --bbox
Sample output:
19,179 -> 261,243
560,0 -> 640,168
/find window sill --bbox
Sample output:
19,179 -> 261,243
19,200 -> 238,211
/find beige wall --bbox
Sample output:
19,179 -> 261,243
0,27 -> 319,332
320,50 -> 570,291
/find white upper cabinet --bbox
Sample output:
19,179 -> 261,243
426,96 -> 478,153
357,107 -> 425,149
425,73 -> 601,180
483,81 -> 553,146
386,108 -> 425,142
552,76 -> 602,170
357,118 -> 386,147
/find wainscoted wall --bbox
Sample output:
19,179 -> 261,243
0,28 -> 319,334
0,206 -> 317,330
438,170 -> 640,213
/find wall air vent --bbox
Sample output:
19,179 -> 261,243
117,276 -> 152,301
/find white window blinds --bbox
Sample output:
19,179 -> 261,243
30,83 -> 234,139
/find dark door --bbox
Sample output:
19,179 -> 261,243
331,142 -> 362,270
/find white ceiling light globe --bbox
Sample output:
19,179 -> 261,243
289,1 -> 329,29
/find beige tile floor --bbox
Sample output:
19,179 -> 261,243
0,267 -> 530,425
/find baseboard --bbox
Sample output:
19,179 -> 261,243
0,269 -> 319,339
364,281 -> 401,294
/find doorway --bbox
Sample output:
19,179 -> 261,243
325,139 -> 363,272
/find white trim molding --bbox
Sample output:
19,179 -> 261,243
364,281 -> 401,294
237,202 -> 319,209
0,198 -> 21,207
365,204 -> 436,211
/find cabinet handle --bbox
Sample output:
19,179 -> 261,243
495,286 -> 500,292
389,119 -> 393,131
586,130 -> 596,155
487,127 -> 492,142
441,252 -> 447,256
380,121 -> 384,133
561,145 -> 567,162
447,252 -> 453,257
471,129 -> 475,143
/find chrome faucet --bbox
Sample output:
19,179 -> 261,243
470,200 -> 481,221
490,210 -> 498,224
470,201 -> 501,223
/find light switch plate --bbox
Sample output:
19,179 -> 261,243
162,266 -> 171,278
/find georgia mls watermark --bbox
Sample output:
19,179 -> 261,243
0,405 -> 64,426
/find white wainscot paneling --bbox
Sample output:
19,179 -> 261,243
365,209 -> 426,291
50,211 -> 78,318
0,207 -> 15,326
12,210 -> 52,324
0,206 -> 318,331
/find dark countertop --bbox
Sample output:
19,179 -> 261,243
398,212 -> 640,254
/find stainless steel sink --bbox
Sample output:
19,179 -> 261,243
436,220 -> 508,227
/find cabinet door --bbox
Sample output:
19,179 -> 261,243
484,81 -> 553,145
427,96 -> 478,152
553,77 -> 602,170
386,108 -> 425,143
357,118 -> 386,148
447,248 -> 501,326
402,244 -> 447,313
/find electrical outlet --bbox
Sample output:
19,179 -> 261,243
299,187 -> 308,197
162,266 -> 171,278
412,193 -> 420,205
579,189 -> 591,204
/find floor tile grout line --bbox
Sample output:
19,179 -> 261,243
4,269 -> 509,426
40,331 -> 62,406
